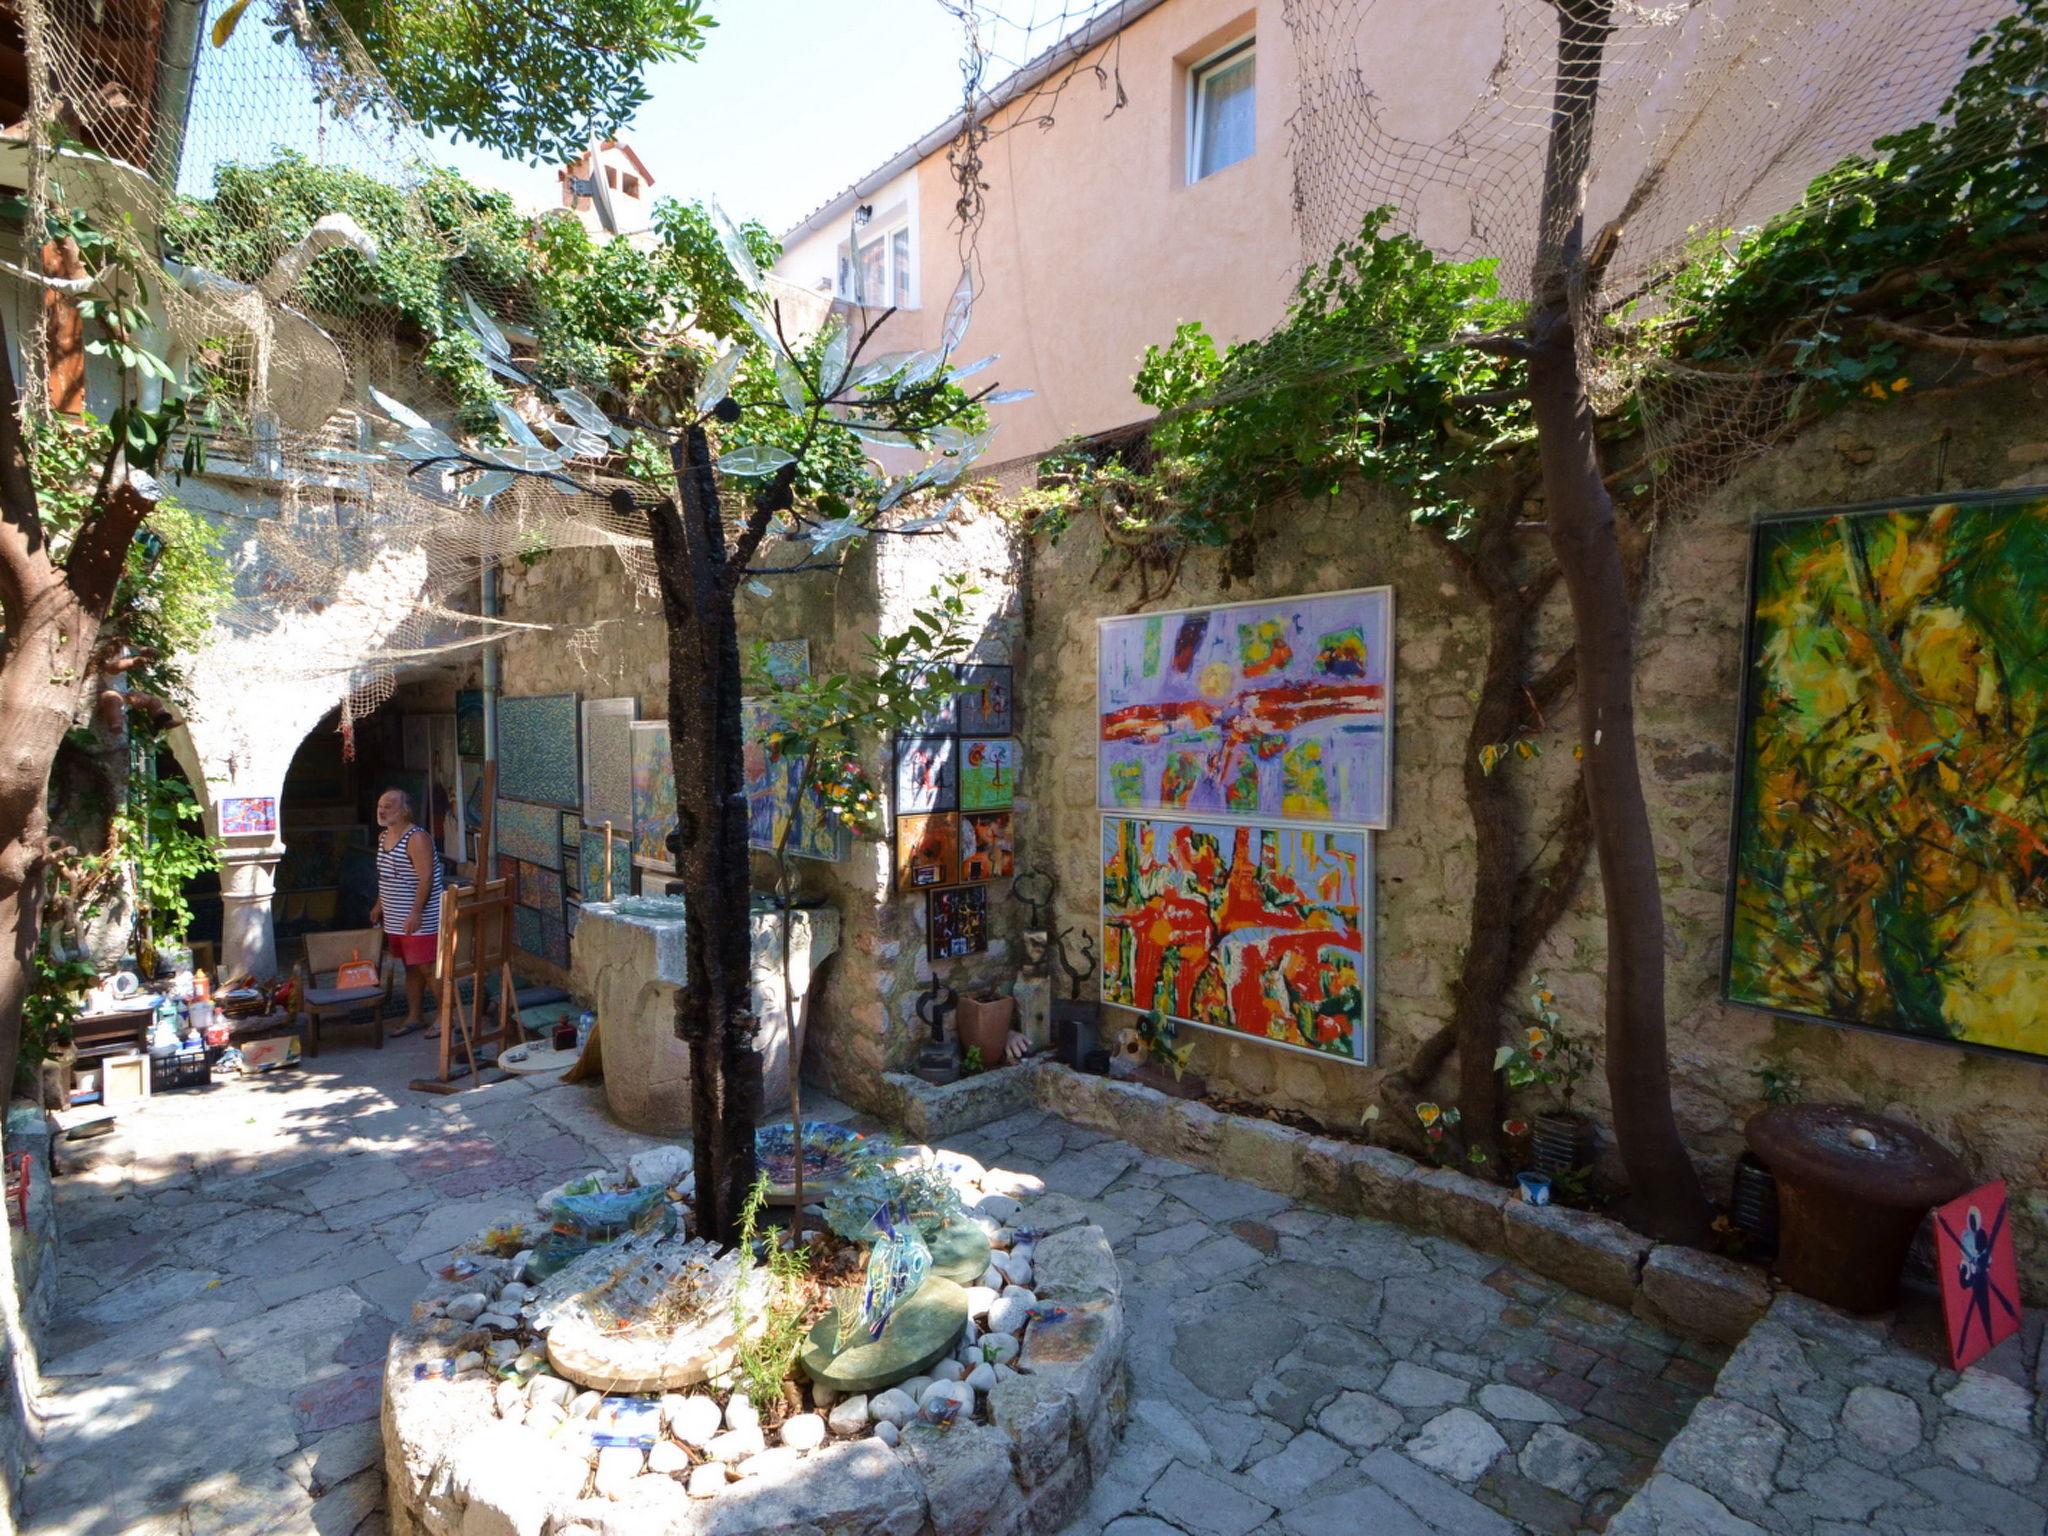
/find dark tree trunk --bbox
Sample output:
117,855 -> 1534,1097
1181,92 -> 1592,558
1520,0 -> 1709,1242
645,424 -> 760,1247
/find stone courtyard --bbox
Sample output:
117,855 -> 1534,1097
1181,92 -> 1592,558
20,1038 -> 2048,1536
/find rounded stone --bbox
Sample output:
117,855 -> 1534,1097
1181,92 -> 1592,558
827,1395 -> 869,1436
869,1389 -> 917,1427
931,1359 -> 966,1383
725,1393 -> 760,1432
874,1419 -> 902,1447
986,1296 -> 1032,1336
780,1413 -> 828,1451
919,1379 -> 974,1417
964,1286 -> 999,1320
665,1393 -> 722,1447
687,1463 -> 725,1498
799,1277 -> 970,1395
979,1331 -> 1020,1366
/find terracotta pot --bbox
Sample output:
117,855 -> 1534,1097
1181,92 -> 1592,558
955,993 -> 1015,1068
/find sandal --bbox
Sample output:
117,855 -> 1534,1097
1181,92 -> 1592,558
389,1021 -> 424,1038
422,1025 -> 441,1039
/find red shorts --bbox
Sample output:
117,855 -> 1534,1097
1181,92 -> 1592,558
387,931 -> 437,968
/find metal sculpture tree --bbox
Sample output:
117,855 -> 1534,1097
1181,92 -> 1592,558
401,219 -> 1024,1245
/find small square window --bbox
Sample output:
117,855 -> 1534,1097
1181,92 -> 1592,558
1190,40 -> 1255,182
622,174 -> 641,198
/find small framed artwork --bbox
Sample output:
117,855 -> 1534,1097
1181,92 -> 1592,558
961,811 -> 1014,881
895,735 -> 958,815
958,664 -> 1014,734
928,884 -> 989,961
961,737 -> 1018,811
560,810 -> 582,846
896,812 -> 960,891
904,675 -> 959,735
1934,1179 -> 2022,1371
219,796 -> 277,836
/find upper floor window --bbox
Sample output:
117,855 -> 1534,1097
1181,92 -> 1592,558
837,221 -> 915,309
1189,39 -> 1255,181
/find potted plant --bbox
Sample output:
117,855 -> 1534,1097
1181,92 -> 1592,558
955,991 -> 1015,1067
1496,976 -> 1596,1178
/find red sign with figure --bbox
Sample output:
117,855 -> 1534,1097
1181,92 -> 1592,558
1932,1179 -> 2021,1372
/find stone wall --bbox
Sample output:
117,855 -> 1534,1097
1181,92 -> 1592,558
487,503 -> 1030,1114
1016,374 -> 2048,1300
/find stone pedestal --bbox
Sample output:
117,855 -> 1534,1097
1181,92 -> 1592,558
571,899 -> 841,1135
217,843 -> 284,981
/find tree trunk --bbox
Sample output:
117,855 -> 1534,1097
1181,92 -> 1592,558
646,426 -> 761,1248
0,588 -> 102,1097
1524,0 -> 1710,1242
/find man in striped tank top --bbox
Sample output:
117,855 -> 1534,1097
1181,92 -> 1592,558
371,788 -> 444,1037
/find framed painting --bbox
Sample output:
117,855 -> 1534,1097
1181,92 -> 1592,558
1934,1180 -> 2022,1372
1101,814 -> 1372,1064
496,692 -> 581,808
894,734 -> 958,816
560,810 -> 582,846
494,798 -> 561,869
1724,490 -> 2048,1063
513,903 -> 545,960
455,688 -> 488,758
960,737 -> 1018,811
580,697 -> 637,829
219,796 -> 277,836
630,722 -> 678,872
1098,588 -> 1394,829
958,664 -> 1015,734
961,811 -> 1014,882
427,715 -> 463,865
895,812 -> 960,892
460,760 -> 486,839
580,829 -> 635,903
928,885 -> 989,961
518,861 -> 562,912
742,698 -> 850,862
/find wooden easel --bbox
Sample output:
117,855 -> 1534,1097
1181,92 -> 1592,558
416,765 -> 524,1092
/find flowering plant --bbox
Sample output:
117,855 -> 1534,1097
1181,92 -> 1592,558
1493,975 -> 1593,1116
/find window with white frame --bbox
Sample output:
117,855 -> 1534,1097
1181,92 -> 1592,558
1189,38 -> 1255,182
836,220 -> 916,308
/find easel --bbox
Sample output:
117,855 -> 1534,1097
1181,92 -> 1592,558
603,820 -> 617,901
416,765 -> 525,1092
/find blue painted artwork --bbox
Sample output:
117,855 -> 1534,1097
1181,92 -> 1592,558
496,693 -> 581,808
580,830 -> 635,902
455,689 -> 488,757
495,798 -> 562,869
513,903 -> 544,958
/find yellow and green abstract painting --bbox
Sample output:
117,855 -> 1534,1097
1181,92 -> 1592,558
1728,492 -> 2048,1060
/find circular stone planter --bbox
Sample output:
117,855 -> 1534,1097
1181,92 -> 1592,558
385,1190 -> 1127,1536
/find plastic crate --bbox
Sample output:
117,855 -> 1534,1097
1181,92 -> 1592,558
150,1050 -> 212,1093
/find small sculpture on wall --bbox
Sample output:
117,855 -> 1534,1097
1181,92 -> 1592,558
914,978 -> 960,1086
1054,926 -> 1096,1002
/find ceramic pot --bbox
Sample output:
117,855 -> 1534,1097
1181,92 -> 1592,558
955,993 -> 1015,1068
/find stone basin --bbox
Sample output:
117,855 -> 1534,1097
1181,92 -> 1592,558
572,899 -> 840,1134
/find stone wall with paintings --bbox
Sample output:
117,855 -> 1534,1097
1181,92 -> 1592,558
1018,372 -> 2048,1300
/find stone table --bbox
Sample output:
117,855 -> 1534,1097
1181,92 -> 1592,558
571,898 -> 840,1134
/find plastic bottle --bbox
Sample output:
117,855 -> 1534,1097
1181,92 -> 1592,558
576,1010 -> 596,1049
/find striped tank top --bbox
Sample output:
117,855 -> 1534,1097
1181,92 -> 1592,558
376,824 -> 444,936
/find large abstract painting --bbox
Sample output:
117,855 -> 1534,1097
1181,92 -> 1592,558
1099,589 -> 1394,828
742,699 -> 849,862
1726,491 -> 2048,1062
497,693 -> 581,808
581,697 -> 638,828
630,722 -> 677,871
1102,815 -> 1371,1063
494,798 -> 561,869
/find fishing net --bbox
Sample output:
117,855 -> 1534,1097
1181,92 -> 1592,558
946,0 -> 2045,507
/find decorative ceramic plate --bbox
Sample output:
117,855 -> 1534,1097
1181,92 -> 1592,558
755,1120 -> 863,1198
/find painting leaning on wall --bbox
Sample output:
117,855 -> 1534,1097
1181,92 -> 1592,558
1726,487 -> 2048,1062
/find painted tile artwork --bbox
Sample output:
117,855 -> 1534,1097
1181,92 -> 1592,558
961,811 -> 1014,882
630,722 -> 677,871
895,735 -> 958,815
494,798 -> 561,869
580,829 -> 635,903
1101,815 -> 1370,1062
958,664 -> 1014,734
455,688 -> 488,758
496,693 -> 581,808
743,698 -> 849,862
513,903 -> 545,959
1727,493 -> 2048,1061
1098,589 -> 1393,828
896,812 -> 959,891
960,737 -> 1018,811
762,639 -> 811,685
517,861 -> 561,913
928,884 -> 989,961
218,796 -> 277,836
1933,1179 -> 2021,1371
581,697 -> 638,828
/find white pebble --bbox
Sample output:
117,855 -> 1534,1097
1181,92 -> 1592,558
900,1376 -> 933,1403
528,1375 -> 574,1408
986,1296 -> 1032,1336
964,1286 -> 999,1320
978,1194 -> 1022,1223
706,1427 -> 765,1462
724,1393 -> 760,1432
919,1379 -> 974,1416
497,1282 -> 532,1309
780,1413 -> 828,1451
687,1463 -> 726,1498
594,1447 -> 645,1498
570,1390 -> 603,1419
966,1363 -> 998,1393
495,1379 -> 525,1417
476,1312 -> 518,1332
873,1420 -> 901,1447
828,1395 -> 869,1437
994,1363 -> 1019,1383
980,1331 -> 1020,1365
979,1265 -> 1005,1290
666,1394 -> 723,1446
648,1440 -> 690,1475
446,1293 -> 487,1322
812,1382 -> 839,1409
454,1351 -> 485,1374
931,1359 -> 966,1382
868,1389 -> 917,1427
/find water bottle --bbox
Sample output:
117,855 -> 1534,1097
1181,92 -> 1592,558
576,1010 -> 596,1049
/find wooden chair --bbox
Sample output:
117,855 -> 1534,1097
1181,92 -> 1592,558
294,928 -> 392,1057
